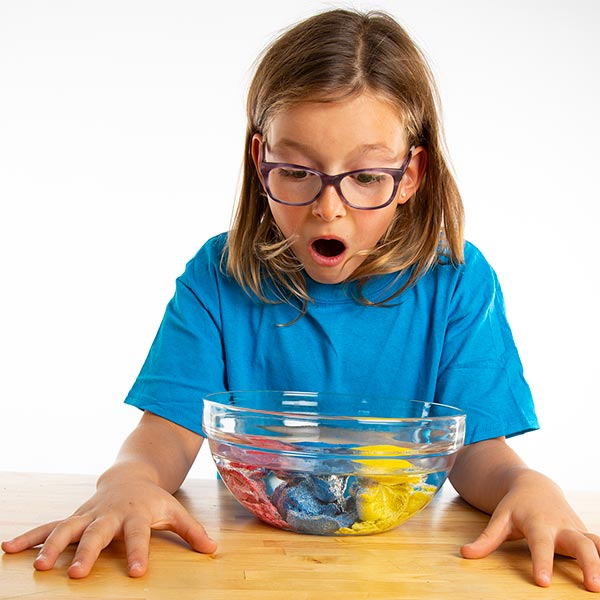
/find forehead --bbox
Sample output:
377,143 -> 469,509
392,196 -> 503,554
265,92 -> 407,156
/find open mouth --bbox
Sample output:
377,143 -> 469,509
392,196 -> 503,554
312,238 -> 346,258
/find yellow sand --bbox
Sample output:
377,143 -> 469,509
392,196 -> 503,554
350,444 -> 421,484
336,444 -> 436,534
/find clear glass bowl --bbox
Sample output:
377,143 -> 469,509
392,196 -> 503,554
202,391 -> 466,536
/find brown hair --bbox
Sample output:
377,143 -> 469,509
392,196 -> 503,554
225,8 -> 464,309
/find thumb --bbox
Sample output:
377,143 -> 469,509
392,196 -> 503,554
461,513 -> 512,559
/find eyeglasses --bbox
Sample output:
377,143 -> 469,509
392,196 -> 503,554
260,144 -> 414,210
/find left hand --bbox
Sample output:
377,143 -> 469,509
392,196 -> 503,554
460,470 -> 600,592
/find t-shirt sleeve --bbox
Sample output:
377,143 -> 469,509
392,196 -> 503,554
124,241 -> 227,436
435,246 -> 539,444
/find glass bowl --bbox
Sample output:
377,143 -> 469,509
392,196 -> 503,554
202,391 -> 466,536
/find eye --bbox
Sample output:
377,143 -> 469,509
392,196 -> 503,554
353,171 -> 387,185
279,168 -> 310,180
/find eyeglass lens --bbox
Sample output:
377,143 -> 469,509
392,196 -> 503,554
266,168 -> 395,208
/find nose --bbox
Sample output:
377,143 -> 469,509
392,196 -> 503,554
311,183 -> 346,221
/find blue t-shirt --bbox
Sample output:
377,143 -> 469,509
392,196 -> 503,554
125,233 -> 539,445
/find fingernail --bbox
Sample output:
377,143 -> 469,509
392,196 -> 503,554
539,570 -> 551,586
35,551 -> 46,562
128,561 -> 145,577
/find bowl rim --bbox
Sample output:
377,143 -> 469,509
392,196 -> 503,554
203,390 -> 466,423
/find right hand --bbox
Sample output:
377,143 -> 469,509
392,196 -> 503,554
1,476 -> 217,578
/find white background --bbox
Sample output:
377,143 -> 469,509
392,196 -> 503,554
1,0 -> 598,491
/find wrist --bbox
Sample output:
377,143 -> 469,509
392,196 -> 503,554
508,467 -> 564,496
96,461 -> 159,490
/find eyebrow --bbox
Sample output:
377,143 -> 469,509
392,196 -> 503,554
267,138 -> 400,162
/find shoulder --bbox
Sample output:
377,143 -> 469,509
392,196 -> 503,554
452,241 -> 498,286
446,241 -> 506,313
191,232 -> 228,265
180,233 -> 228,280
172,233 -> 240,308
463,241 -> 492,268
424,241 -> 502,310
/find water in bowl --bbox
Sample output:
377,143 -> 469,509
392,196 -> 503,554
209,439 -> 454,535
203,391 -> 465,535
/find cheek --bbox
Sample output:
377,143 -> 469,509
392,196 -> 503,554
357,208 -> 398,244
268,202 -> 304,236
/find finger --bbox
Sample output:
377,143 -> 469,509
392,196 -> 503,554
525,526 -> 555,587
579,537 -> 600,593
587,532 -> 600,549
67,517 -> 120,579
122,516 -> 151,578
556,531 -> 600,593
1,521 -> 62,554
33,517 -> 93,571
460,513 -> 511,559
167,507 -> 217,555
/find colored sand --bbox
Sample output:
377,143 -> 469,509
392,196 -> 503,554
216,444 -> 438,535
272,476 -> 357,534
336,481 -> 436,534
219,463 -> 289,529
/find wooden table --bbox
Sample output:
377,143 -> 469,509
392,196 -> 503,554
1,472 -> 598,599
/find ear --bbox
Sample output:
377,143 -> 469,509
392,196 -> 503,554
251,133 -> 265,187
397,146 -> 428,204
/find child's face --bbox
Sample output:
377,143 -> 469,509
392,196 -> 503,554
252,92 -> 425,285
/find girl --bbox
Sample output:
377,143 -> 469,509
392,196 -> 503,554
3,8 -> 599,591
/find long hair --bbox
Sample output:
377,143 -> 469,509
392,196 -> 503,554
225,9 -> 464,309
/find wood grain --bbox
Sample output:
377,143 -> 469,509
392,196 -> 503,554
1,471 -> 598,599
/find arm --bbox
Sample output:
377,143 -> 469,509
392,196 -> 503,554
1,411 -> 216,578
100,409 -> 202,494
450,437 -> 600,592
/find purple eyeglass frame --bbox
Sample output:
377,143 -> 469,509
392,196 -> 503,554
259,143 -> 415,210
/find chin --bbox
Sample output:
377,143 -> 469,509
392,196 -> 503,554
304,265 -> 351,285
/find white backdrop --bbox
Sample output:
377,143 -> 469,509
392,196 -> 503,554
1,0 -> 598,491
